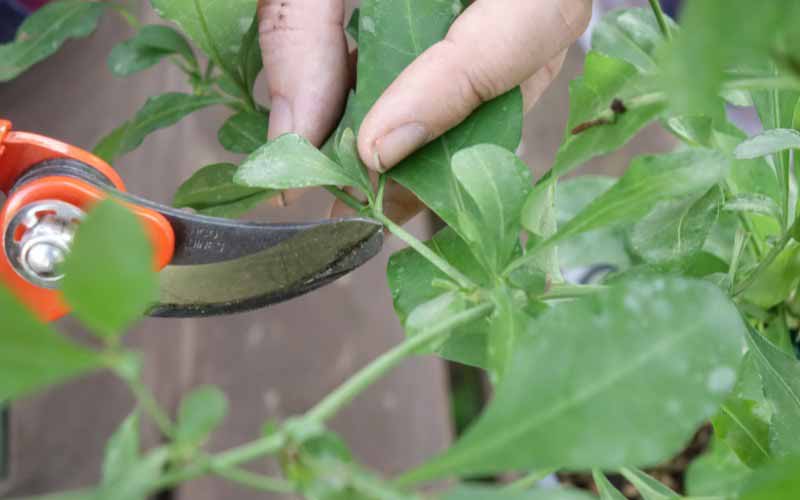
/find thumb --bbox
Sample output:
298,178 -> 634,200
357,0 -> 592,172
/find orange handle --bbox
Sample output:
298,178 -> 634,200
0,119 -> 175,321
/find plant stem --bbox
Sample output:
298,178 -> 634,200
325,186 -> 366,212
128,378 -> 175,439
108,3 -> 141,30
305,302 -> 493,423
647,0 -> 672,41
156,302 -> 493,489
540,284 -> 607,300
213,466 -> 295,493
503,468 -> 557,492
374,212 -> 476,290
733,221 -> 796,296
376,175 -> 387,210
725,76 -> 800,92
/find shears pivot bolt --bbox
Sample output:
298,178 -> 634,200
4,200 -> 84,289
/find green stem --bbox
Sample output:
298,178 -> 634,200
108,3 -> 141,29
725,76 -> 800,92
733,222 -> 796,296
305,302 -> 493,423
156,433 -> 284,489
325,186 -> 366,212
213,466 -> 295,493
503,469 -> 558,492
540,284 -> 607,300
375,212 -> 476,290
156,302 -> 493,489
375,174 -> 387,210
128,378 -> 175,439
647,0 -> 672,40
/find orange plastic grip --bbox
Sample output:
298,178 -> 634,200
0,120 -> 175,321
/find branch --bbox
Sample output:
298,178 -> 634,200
156,302 -> 494,489
647,0 -> 672,41
375,212 -> 476,290
305,302 -> 494,424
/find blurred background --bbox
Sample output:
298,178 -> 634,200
0,1 -> 680,498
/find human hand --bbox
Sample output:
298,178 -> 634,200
258,0 -> 592,221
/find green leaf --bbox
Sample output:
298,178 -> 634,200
195,192 -> 272,218
452,145 -> 532,274
550,52 -> 666,178
176,385 -> 228,446
334,128 -> 375,198
629,187 -> 721,263
713,397 -> 771,467
735,128 -> 800,160
747,328 -> 800,457
592,470 -> 627,500
94,93 -> 224,162
387,228 -> 492,369
235,133 -> 369,190
108,25 -> 196,77
723,194 -> 782,222
150,0 -> 257,71
606,251 -> 728,284
738,455 -> 800,500
591,7 -> 676,73
355,0 -> 523,231
20,490 -> 98,500
218,111 -> 268,154
742,243 -> 800,309
238,13 -> 262,94
443,486 -> 595,500
0,285 -> 104,401
519,180 -> 562,282
346,8 -> 360,41
103,413 -> 140,486
0,0 -> 104,81
685,438 -> 749,497
61,200 -> 158,339
175,163 -> 271,211
664,0 -> 796,117
401,278 -> 746,482
555,176 -> 631,269
485,286 -> 530,383
550,150 -> 727,247
95,448 -> 169,500
619,467 -> 679,500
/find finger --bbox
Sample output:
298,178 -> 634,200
521,50 -> 568,112
357,0 -> 592,172
260,0 -> 349,206
260,0 -> 350,146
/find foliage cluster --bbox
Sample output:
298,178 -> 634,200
3,1 -> 800,499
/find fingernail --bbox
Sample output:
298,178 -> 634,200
268,96 -> 293,140
372,122 -> 430,172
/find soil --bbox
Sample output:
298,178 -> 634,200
557,424 -> 713,499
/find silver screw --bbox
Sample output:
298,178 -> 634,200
25,241 -> 67,278
4,200 -> 85,288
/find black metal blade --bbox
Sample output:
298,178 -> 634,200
115,192 -> 383,318
151,217 -> 382,317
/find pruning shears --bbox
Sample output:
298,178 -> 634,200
0,120 -> 383,322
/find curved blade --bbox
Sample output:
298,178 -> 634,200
114,193 -> 385,317
151,217 -> 382,317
